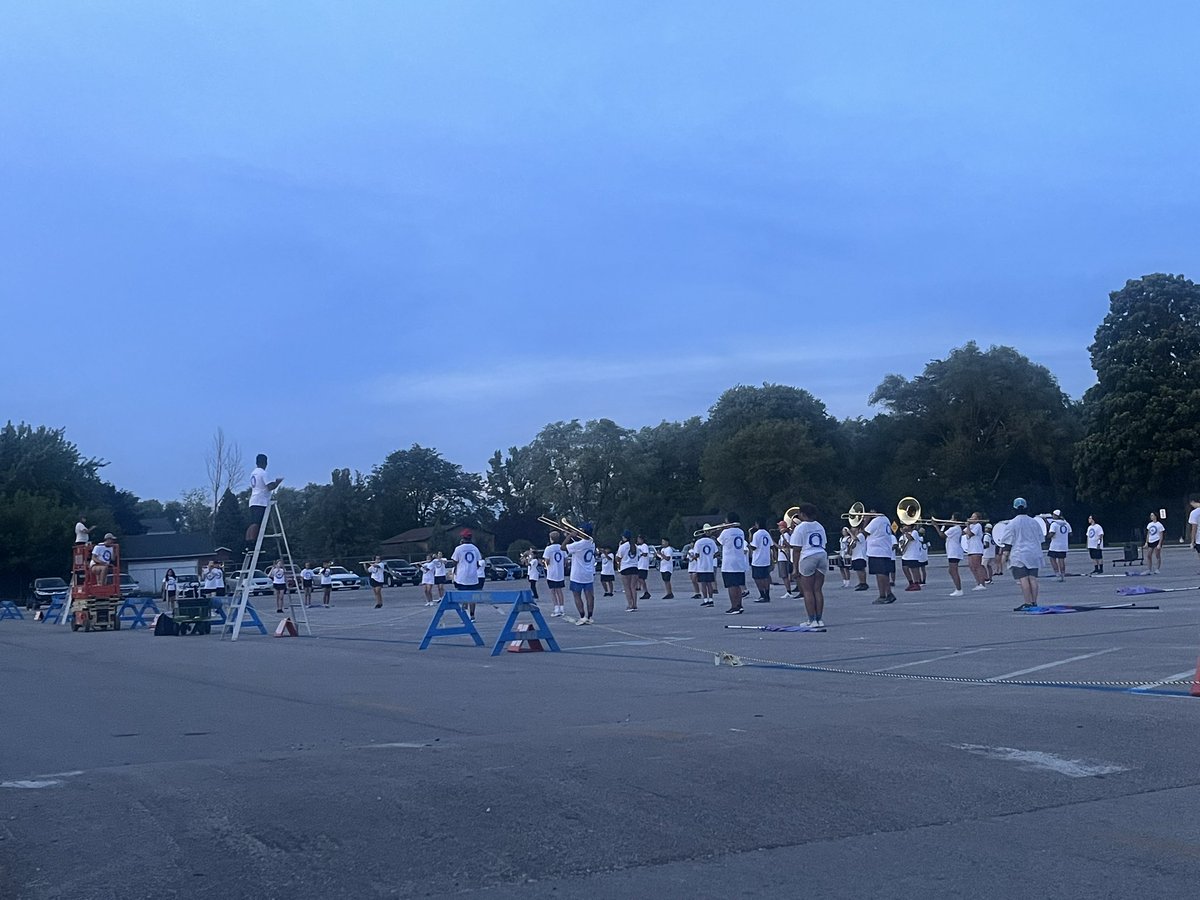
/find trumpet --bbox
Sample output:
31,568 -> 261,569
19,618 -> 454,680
537,515 -> 591,541
896,496 -> 989,528
840,501 -> 888,528
693,521 -> 740,537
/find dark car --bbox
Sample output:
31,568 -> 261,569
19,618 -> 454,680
30,576 -> 70,610
381,559 -> 419,586
485,556 -> 524,581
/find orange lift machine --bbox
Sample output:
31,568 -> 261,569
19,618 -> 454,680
69,540 -> 122,632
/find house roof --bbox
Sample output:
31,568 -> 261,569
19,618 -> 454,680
139,517 -> 177,535
381,524 -> 494,544
121,533 -> 231,561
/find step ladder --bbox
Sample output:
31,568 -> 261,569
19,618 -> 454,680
223,501 -> 311,641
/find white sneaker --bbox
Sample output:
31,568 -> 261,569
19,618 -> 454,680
950,589 -> 964,597
972,584 -> 987,591
585,617 -> 593,624
575,617 -> 588,626
814,619 -> 824,628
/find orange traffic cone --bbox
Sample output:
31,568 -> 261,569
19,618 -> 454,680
274,617 -> 298,637
1190,657 -> 1200,697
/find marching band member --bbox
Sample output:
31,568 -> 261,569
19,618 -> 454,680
522,548 -> 541,599
1009,498 -> 1044,610
915,525 -> 929,583
1144,511 -> 1165,574
749,519 -> 774,603
1046,511 -> 1072,581
849,524 -> 869,591
635,535 -> 652,600
1086,515 -> 1105,574
789,503 -> 827,627
683,541 -> 701,599
937,518 -> 965,597
717,514 -> 749,615
991,519 -> 1011,574
599,547 -> 616,596
543,531 -> 568,617
693,528 -> 719,606
432,551 -> 448,600
900,524 -> 923,591
617,530 -> 641,611
776,523 -> 794,596
657,542 -> 676,599
420,554 -> 437,606
963,513 -> 988,591
566,523 -> 597,625
450,529 -> 483,621
981,525 -> 995,579
836,526 -> 852,589
862,507 -> 897,604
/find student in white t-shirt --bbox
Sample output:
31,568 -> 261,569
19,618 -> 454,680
419,554 -> 437,606
862,510 -> 896,604
963,513 -> 988,591
1009,498 -> 1045,609
748,520 -> 774,603
367,557 -> 386,608
717,514 -> 748,615
789,504 -> 827,627
1046,512 -> 1072,581
1086,515 -> 1105,574
74,516 -> 91,545
682,542 -> 700,599
543,532 -> 567,617
776,524 -> 795,596
245,453 -> 284,545
301,563 -> 315,607
981,526 -> 995,579
900,525 -> 924,592
635,537 -> 652,600
599,548 -> 616,597
450,530 -> 483,620
657,543 -> 676,600
1144,511 -> 1165,574
1188,499 -> 1200,565
835,527 -> 853,589
937,520 -> 965,597
692,531 -> 718,606
320,563 -> 333,607
849,525 -> 869,591
616,530 -> 641,611
432,552 -> 448,599
522,548 -> 541,599
566,525 -> 597,624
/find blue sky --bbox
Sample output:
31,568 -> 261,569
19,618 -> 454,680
3,1 -> 1197,501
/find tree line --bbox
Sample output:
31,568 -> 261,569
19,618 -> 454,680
3,273 -> 1198,591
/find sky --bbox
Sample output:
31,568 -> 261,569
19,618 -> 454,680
2,1 -> 1198,501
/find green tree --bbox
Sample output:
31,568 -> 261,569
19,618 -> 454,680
212,488 -> 244,552
370,445 -> 482,539
1076,274 -> 1200,516
868,342 -> 1080,518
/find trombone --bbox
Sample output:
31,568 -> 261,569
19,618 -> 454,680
693,521 -> 740,537
896,496 -> 989,528
840,501 -> 888,528
537,515 -> 591,542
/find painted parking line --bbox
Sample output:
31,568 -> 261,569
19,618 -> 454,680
874,647 -> 994,672
953,744 -> 1128,778
1130,669 -> 1195,692
984,647 -> 1121,681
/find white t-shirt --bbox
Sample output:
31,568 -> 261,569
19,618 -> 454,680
270,566 -> 286,585
1189,507 -> 1200,544
600,552 -> 615,577
543,543 -> 566,582
943,525 -> 964,560
74,522 -> 90,543
916,533 -> 930,563
420,562 -> 436,585
792,521 -> 827,560
863,516 -> 893,558
839,534 -> 852,559
320,566 -> 332,585
749,529 -> 772,567
249,467 -> 273,507
963,523 -> 985,556
1009,515 -> 1046,570
617,541 -> 639,572
850,530 -> 867,561
1086,524 -> 1104,550
526,556 -> 541,581
92,544 -> 113,565
636,543 -> 651,570
567,539 -> 596,584
433,558 -> 447,578
1146,521 -> 1165,544
718,528 -> 748,572
693,537 -> 717,573
451,543 -> 482,585
368,563 -> 385,584
658,545 -> 675,574
1049,519 -> 1072,552
301,567 -> 314,583
777,533 -> 791,563
203,567 -> 225,590
982,532 -> 994,559
901,532 -> 923,562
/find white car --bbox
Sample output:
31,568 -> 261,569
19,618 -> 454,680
326,566 -> 362,590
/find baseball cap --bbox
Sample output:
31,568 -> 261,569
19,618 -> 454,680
460,529 -> 473,539
104,532 -> 116,540
1012,498 -> 1027,510
1052,509 -> 1062,517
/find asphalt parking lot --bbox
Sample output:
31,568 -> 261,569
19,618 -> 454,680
4,547 -> 1200,899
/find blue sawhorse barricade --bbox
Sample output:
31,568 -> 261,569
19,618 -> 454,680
213,599 -> 268,635
419,590 -> 560,656
40,593 -> 67,623
0,601 -> 23,621
118,597 -> 162,630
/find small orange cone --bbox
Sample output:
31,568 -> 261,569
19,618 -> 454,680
506,623 -> 544,653
274,617 -> 298,637
1190,657 -> 1200,697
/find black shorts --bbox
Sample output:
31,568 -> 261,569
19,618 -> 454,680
249,504 -> 268,527
721,571 -> 746,588
620,567 -> 639,577
435,576 -> 448,584
947,556 -> 963,566
1047,551 -> 1066,559
660,571 -> 672,582
697,572 -> 716,584
371,579 -> 385,589
1194,544 -> 1200,555
637,569 -> 649,580
1011,565 -> 1038,580
303,579 -> 313,590
453,582 -> 482,592
751,565 -> 771,580
547,579 -> 565,589
1148,541 -> 1161,549
600,574 -> 615,584
1089,548 -> 1103,560
851,558 -> 866,571
867,557 -> 896,575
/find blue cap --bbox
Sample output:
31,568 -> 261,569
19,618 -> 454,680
1013,497 -> 1027,510
581,522 -> 594,535
622,529 -> 633,539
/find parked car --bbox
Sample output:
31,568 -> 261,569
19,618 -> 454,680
327,566 -> 363,590
229,569 -> 273,596
29,576 -> 69,610
381,559 -> 419,586
485,556 -> 524,581
175,573 -> 202,597
119,574 -> 141,598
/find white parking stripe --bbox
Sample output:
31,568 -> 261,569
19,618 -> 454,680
985,648 -> 1121,681
953,744 -> 1127,777
874,647 -> 994,672
1130,669 -> 1195,692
